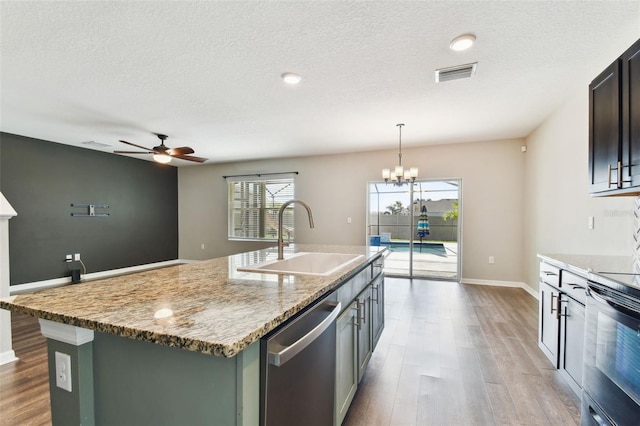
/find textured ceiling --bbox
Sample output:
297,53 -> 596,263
1,1 -> 639,166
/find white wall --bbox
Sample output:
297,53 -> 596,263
523,89 -> 635,292
179,137 -> 526,283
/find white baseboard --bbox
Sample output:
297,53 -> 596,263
0,349 -> 18,365
461,278 -> 538,300
9,259 -> 197,295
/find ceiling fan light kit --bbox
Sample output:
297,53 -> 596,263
114,133 -> 208,164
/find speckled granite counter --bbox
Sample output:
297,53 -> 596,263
0,244 -> 385,357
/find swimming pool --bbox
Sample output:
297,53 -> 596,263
386,241 -> 446,255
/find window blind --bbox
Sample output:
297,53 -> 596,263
227,175 -> 295,241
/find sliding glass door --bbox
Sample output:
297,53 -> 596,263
367,179 -> 461,280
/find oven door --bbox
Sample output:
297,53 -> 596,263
583,282 -> 640,425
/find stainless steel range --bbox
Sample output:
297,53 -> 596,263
582,274 -> 640,425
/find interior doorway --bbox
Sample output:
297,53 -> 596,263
367,179 -> 461,280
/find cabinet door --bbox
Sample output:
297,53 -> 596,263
622,38 -> 640,187
371,275 -> 385,350
356,285 -> 372,382
335,302 -> 358,426
559,295 -> 585,397
589,60 -> 621,193
539,281 -> 560,367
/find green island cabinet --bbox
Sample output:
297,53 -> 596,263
335,257 -> 385,425
2,246 -> 386,426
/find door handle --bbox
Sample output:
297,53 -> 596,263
268,302 -> 342,367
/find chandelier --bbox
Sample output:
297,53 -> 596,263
382,123 -> 418,186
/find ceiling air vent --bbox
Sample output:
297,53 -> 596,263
81,140 -> 111,148
435,62 -> 477,83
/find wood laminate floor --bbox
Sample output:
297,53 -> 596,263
0,312 -> 50,426
0,278 -> 581,425
343,278 -> 581,426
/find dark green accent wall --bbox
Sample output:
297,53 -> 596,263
0,132 -> 178,285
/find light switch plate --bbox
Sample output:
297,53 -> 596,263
55,351 -> 72,392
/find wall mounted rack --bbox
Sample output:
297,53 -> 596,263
70,203 -> 110,217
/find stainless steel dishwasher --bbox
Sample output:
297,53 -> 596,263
260,292 -> 341,426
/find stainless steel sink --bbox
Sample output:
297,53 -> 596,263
237,252 -> 364,276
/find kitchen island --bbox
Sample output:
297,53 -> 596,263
0,244 -> 386,426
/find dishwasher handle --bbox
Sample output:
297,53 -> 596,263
268,301 -> 342,367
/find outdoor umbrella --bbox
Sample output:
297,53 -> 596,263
417,205 -> 430,252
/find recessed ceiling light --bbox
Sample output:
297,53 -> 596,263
281,72 -> 302,84
449,34 -> 476,51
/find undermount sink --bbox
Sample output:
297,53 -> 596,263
237,252 -> 364,276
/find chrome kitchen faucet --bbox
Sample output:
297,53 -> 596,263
277,200 -> 314,260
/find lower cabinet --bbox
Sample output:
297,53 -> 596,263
559,293 -> 585,396
539,280 -> 560,366
356,284 -> 373,381
335,263 -> 385,425
335,301 -> 358,426
371,275 -> 385,349
538,259 -> 587,398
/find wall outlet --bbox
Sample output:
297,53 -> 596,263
588,216 -> 594,229
201,243 -> 205,250
55,351 -> 72,392
65,254 -> 72,262
347,217 -> 352,224
489,256 -> 495,264
74,253 -> 81,261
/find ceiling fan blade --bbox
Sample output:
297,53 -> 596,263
173,154 -> 208,163
168,146 -> 195,156
119,140 -> 155,151
114,150 -> 154,154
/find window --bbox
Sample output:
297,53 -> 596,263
227,174 -> 295,241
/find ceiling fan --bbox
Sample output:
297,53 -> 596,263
114,133 -> 208,164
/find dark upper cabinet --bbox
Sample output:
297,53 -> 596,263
622,39 -> 640,188
589,38 -> 640,195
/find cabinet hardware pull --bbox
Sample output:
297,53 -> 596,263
608,164 -> 613,188
360,300 -> 367,324
618,161 -> 623,188
372,284 -> 380,303
559,306 -> 569,317
550,293 -> 557,315
353,303 -> 361,331
568,283 -> 586,290
543,271 -> 557,276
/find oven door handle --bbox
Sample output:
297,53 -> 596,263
587,284 -> 640,317
587,405 -> 608,426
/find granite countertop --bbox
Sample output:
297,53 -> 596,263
0,244 -> 385,358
